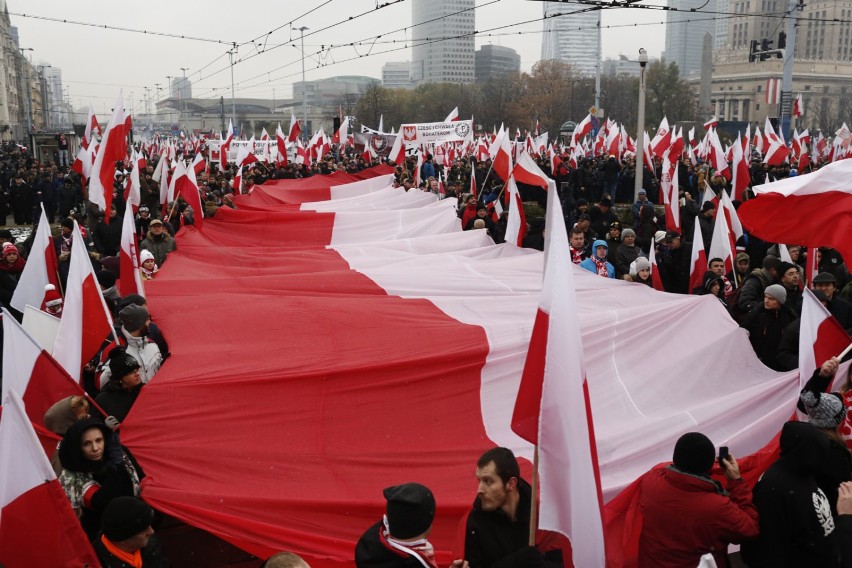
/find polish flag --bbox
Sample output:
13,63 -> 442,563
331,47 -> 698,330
510,164 -> 605,566
731,133 -> 751,201
792,93 -> 804,118
708,206 -> 735,275
764,139 -> 790,166
661,164 -> 681,235
260,127 -> 270,142
573,114 -> 593,144
0,390 -> 100,567
119,201 -> 145,297
219,119 -> 234,172
738,159 -> 852,263
708,129 -> 731,178
649,244 -> 665,291
11,206 -> 60,314
492,130 -> 514,183
52,221 -> 116,382
470,170 -> 478,200
288,112 -> 302,143
703,116 -> 719,130
192,152 -> 206,174
689,221 -> 708,294
235,136 -> 260,167
234,166 -> 243,196
2,308 -> 96,451
332,116 -> 349,146
753,126 -> 765,155
295,139 -> 309,165
503,177 -> 527,247
444,107 -> 459,122
275,123 -> 289,166
718,188 -> 744,251
72,138 -> 98,190
82,102 -> 100,150
159,156 -> 171,205
388,133 -> 405,166
175,159 -> 205,230
805,247 -> 819,288
89,90 -> 130,220
798,288 -> 851,388
650,116 -> 671,159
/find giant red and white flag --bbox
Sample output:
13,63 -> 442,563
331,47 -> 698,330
798,288 -> 851,389
288,112 -> 302,143
89,90 -> 130,219
52,221 -> 116,382
0,390 -> 101,567
689,220 -> 708,294
708,206 -> 735,275
119,200 -> 145,297
510,164 -> 605,566
738,159 -> 852,263
10,206 -> 60,314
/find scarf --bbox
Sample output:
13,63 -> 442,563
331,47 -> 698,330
0,256 -> 25,272
380,516 -> 438,568
100,535 -> 143,568
569,246 -> 584,265
60,235 -> 72,254
592,257 -> 609,277
141,263 -> 159,279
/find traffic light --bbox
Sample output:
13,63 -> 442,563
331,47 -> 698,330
749,40 -> 760,63
760,39 -> 773,61
778,32 -> 786,50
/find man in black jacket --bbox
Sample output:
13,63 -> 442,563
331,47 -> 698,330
94,496 -> 169,567
463,448 -> 560,568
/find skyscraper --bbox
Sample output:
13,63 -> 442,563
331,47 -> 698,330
663,0 -> 715,77
475,45 -> 521,83
540,2 -> 600,77
411,0 -> 475,84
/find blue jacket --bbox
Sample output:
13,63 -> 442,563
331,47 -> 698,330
580,239 -> 616,278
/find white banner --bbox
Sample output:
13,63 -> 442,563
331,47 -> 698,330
399,120 -> 473,146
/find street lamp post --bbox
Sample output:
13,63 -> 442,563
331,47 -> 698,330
17,48 -> 34,142
634,48 -> 649,202
180,67 -> 189,132
293,26 -> 309,139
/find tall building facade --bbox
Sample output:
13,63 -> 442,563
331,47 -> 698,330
411,0 -> 475,84
171,77 -> 192,100
663,0 -> 715,77
474,45 -> 521,83
540,2 -> 600,76
382,62 -> 413,89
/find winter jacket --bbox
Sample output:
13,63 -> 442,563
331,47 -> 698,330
355,521 -> 433,568
139,230 -> 176,267
740,304 -> 797,371
737,269 -> 775,313
740,422 -> 841,568
96,383 -> 143,422
638,466 -> 759,568
93,533 -> 170,568
98,327 -> 163,389
614,243 -> 641,277
580,241 -> 616,278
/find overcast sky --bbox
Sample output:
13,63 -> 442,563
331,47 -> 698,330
11,0 -> 674,119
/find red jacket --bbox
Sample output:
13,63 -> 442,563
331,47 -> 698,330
638,466 -> 759,568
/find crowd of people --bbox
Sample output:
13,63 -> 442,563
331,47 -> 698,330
0,129 -> 850,568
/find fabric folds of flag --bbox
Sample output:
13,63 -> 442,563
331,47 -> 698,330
288,112 -> 302,143
10,206 -> 59,314
175,160 -> 205,231
89,90 -> 129,219
0,389 -> 100,568
52,221 -> 116,382
738,159 -> 852,263
511,169 -> 606,566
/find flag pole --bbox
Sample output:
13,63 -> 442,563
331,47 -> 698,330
838,342 -> 852,361
529,445 -> 539,547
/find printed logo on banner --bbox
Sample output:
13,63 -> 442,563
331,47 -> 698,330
454,122 -> 471,139
370,134 -> 388,152
403,125 -> 417,142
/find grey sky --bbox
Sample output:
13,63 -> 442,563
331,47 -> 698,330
12,0 -> 671,118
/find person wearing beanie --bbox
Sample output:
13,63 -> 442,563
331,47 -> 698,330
796,357 -> 852,513
740,283 -> 797,371
463,447 -> 561,568
96,347 -> 144,422
698,201 -> 716,252
741,422 -> 839,567
0,241 -> 25,275
604,221 -> 622,264
98,304 -> 163,390
118,295 -> 170,359
638,432 -> 758,568
58,419 -> 144,540
139,249 -> 159,280
777,261 -> 804,315
580,239 -> 616,279
42,283 -> 64,317
696,271 -> 726,305
355,482 -> 451,568
735,256 -> 783,317
97,269 -> 122,318
93,496 -> 169,567
627,256 -> 653,286
614,228 -> 641,277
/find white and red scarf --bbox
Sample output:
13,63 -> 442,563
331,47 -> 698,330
380,516 -> 438,568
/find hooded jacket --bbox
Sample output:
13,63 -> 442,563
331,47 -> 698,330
58,419 -> 143,539
580,240 -> 616,278
740,422 -> 841,568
